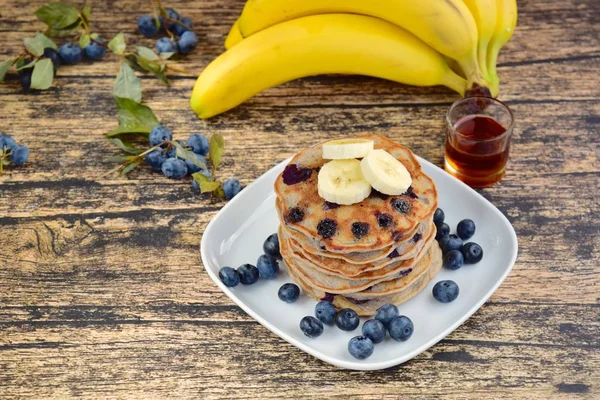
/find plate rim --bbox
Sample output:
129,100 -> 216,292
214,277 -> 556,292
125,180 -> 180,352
200,155 -> 518,371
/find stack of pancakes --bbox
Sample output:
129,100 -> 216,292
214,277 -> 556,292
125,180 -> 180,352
275,135 -> 442,316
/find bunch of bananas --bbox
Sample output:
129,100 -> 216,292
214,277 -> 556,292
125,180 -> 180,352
190,0 -> 517,119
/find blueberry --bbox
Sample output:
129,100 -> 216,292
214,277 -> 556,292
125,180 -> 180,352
440,234 -> 463,254
9,145 -> 29,166
288,207 -> 305,223
461,242 -> 484,264
433,280 -> 459,303
375,303 -> 399,327
348,336 -> 374,359
300,316 -> 323,338
278,283 -> 300,303
185,153 -> 206,174
433,208 -> 445,225
145,149 -> 168,171
155,37 -> 178,54
19,71 -> 32,90
315,301 -> 336,324
435,222 -> 450,240
237,263 -> 259,285
377,213 -> 393,228
282,164 -> 312,185
223,178 -> 242,200
172,17 -> 192,37
161,158 -> 188,179
335,308 -> 360,331
351,222 -> 370,239
162,7 -> 180,32
388,315 -> 414,342
177,31 -> 198,54
138,15 -> 159,37
84,38 -> 106,60
58,42 -> 83,64
457,219 -> 476,240
391,198 -> 411,214
256,254 -> 279,279
0,135 -> 16,151
263,233 -> 280,258
187,133 -> 209,155
218,266 -> 239,287
42,48 -> 61,71
149,125 -> 173,146
362,319 -> 386,344
317,218 -> 337,239
443,249 -> 464,270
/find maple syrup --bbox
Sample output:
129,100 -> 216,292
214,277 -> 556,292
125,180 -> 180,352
444,98 -> 513,188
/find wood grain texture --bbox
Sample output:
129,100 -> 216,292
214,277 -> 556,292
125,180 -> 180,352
0,0 -> 599,398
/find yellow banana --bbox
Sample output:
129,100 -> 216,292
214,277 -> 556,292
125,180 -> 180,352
461,0 -> 497,82
190,14 -> 466,119
238,0 -> 489,91
224,19 -> 243,50
487,0 -> 518,95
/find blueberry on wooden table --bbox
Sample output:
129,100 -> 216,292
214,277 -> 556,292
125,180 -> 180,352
161,158 -> 188,179
155,37 -> 178,54
184,153 -> 206,174
84,38 -> 106,60
187,133 -> 209,155
138,15 -> 159,37
223,178 -> 243,200
10,145 -> 29,166
149,125 -> 173,146
145,149 -> 168,171
177,31 -> 198,54
0,135 -> 16,151
58,42 -> 83,64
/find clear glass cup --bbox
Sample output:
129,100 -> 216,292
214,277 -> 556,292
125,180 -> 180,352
444,97 -> 514,188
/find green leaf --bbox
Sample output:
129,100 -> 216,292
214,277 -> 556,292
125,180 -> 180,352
214,186 -> 226,199
209,134 -> 224,169
30,59 -> 54,90
34,33 -> 57,50
114,96 -> 159,131
0,58 -> 18,82
174,142 -> 207,170
121,160 -> 142,176
113,62 -> 142,103
108,32 -> 126,55
136,46 -> 159,61
108,138 -> 143,155
192,172 -> 210,184
24,37 -> 45,56
79,33 -> 91,48
200,181 -> 220,193
35,2 -> 81,30
16,59 -> 37,71
160,51 -> 175,60
82,6 -> 91,22
2,158 -> 12,166
45,20 -> 82,37
105,126 -> 151,138
134,56 -> 169,85
90,32 -> 99,40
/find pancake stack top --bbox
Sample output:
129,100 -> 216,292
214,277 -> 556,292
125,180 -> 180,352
275,135 -> 442,316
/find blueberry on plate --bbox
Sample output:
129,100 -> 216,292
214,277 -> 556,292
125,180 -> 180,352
362,319 -> 386,344
335,308 -> 360,331
457,219 -> 476,240
256,254 -> 279,279
461,242 -> 484,264
443,249 -> 464,270
433,280 -> 460,303
263,233 -> 281,258
237,263 -> 259,285
300,316 -> 323,338
278,283 -> 300,303
440,234 -> 463,254
348,336 -> 374,359
315,301 -> 336,324
218,266 -> 239,287
161,158 -> 188,179
138,15 -> 159,37
388,315 -> 414,342
433,208 -> 445,225
375,303 -> 399,327
187,133 -> 209,155
435,222 -> 450,240
9,145 -> 29,166
149,125 -> 173,146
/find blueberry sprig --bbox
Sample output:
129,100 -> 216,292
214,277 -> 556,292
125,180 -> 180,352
137,2 -> 198,56
0,134 -> 30,175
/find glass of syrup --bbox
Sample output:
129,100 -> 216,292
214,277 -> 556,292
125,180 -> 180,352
444,96 -> 514,188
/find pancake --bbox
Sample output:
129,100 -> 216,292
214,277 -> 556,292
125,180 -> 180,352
274,135 -> 438,253
288,220 -> 436,278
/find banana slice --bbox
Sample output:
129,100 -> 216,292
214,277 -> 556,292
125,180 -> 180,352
360,149 -> 412,195
322,138 -> 374,160
318,159 -> 372,205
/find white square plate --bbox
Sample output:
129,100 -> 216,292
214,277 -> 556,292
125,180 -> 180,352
200,155 -> 517,371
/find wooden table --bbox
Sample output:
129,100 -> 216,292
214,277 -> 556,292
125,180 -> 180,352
1,0 -> 598,398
